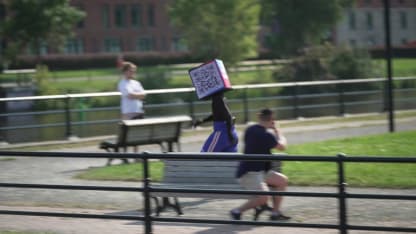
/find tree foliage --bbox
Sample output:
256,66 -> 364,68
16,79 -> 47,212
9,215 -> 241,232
274,43 -> 380,94
261,0 -> 354,57
1,0 -> 85,63
168,0 -> 261,66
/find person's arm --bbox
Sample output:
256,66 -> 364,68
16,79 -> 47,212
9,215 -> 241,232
127,82 -> 146,100
212,93 -> 236,143
192,114 -> 213,127
271,121 -> 287,151
225,115 -> 236,143
128,92 -> 146,100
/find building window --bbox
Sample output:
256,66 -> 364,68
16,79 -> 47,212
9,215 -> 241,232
65,38 -> 84,54
364,0 -> 372,5
349,39 -> 356,47
348,11 -> 356,30
131,4 -> 142,27
115,4 -> 127,28
102,4 -> 111,28
172,37 -> 188,52
74,4 -> 85,28
27,42 -> 48,55
104,38 -> 121,52
0,3 -> 4,57
367,37 -> 376,46
400,11 -> 407,29
366,12 -> 373,30
136,37 -> 155,51
401,38 -> 408,45
0,3 -> 6,20
147,4 -> 155,27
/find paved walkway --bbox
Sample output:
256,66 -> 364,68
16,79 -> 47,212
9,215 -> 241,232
0,114 -> 416,233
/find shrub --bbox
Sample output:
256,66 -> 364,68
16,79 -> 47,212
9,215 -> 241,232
273,44 -> 380,94
10,52 -> 201,70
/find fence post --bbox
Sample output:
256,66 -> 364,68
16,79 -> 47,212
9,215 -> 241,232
337,153 -> 348,234
338,82 -> 345,116
142,152 -> 153,234
64,95 -> 73,139
189,95 -> 195,120
243,88 -> 249,123
292,84 -> 299,119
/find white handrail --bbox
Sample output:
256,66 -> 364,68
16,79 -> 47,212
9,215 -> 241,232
1,76 -> 415,102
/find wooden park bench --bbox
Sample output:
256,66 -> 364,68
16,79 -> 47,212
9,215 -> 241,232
99,115 -> 192,165
151,155 -> 282,220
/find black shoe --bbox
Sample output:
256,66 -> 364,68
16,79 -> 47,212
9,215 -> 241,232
230,210 -> 241,220
270,213 -> 291,221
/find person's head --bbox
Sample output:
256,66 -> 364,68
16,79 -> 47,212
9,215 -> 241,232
121,61 -> 137,79
257,108 -> 275,128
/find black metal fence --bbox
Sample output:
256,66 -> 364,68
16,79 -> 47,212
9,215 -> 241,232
1,76 -> 416,143
0,151 -> 415,234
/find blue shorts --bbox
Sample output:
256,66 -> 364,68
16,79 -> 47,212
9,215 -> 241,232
201,121 -> 238,152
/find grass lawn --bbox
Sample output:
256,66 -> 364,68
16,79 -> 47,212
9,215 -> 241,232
74,160 -> 164,182
75,130 -> 416,188
284,130 -> 416,188
375,58 -> 416,76
2,58 -> 413,94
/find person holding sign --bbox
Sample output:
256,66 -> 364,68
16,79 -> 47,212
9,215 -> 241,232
193,91 -> 238,152
189,59 -> 238,153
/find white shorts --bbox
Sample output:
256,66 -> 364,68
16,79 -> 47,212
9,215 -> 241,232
238,170 -> 275,191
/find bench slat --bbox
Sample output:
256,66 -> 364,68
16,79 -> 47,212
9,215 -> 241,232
123,115 -> 192,126
163,160 -> 238,167
152,183 -> 251,198
163,177 -> 237,184
103,115 -> 191,147
163,159 -> 239,184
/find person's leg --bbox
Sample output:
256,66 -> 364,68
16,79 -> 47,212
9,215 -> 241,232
236,194 -> 268,213
264,170 -> 290,220
200,130 -> 219,152
230,172 -> 269,219
265,170 -> 288,212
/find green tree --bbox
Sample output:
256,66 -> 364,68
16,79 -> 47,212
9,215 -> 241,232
274,44 -> 379,94
261,0 -> 354,57
169,0 -> 261,66
1,0 -> 85,64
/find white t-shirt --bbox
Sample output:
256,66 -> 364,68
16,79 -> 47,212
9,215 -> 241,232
118,78 -> 145,114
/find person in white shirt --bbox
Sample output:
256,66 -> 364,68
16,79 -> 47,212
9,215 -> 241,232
118,61 -> 146,120
111,61 -> 146,164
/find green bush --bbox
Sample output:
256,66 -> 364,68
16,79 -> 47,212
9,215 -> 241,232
273,44 -> 380,94
10,52 -> 200,70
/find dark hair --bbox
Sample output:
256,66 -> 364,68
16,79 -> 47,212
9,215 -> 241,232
258,108 -> 273,121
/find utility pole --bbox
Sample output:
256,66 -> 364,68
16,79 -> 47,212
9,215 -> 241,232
383,0 -> 395,132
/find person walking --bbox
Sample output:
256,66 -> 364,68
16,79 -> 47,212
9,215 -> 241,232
230,108 -> 290,221
193,91 -> 238,153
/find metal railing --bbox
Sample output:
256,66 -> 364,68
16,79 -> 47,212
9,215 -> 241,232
0,151 -> 415,234
1,77 -> 416,143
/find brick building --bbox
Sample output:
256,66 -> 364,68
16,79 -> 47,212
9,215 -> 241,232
333,0 -> 416,48
0,0 -> 415,59
68,0 -> 185,55
0,0 -> 184,57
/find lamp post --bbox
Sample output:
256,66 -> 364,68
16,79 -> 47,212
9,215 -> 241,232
383,0 -> 395,132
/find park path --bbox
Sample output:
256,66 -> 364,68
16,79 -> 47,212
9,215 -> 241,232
0,114 -> 415,234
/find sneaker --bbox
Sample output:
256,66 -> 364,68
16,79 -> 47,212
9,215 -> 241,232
230,210 -> 241,220
270,213 -> 291,221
